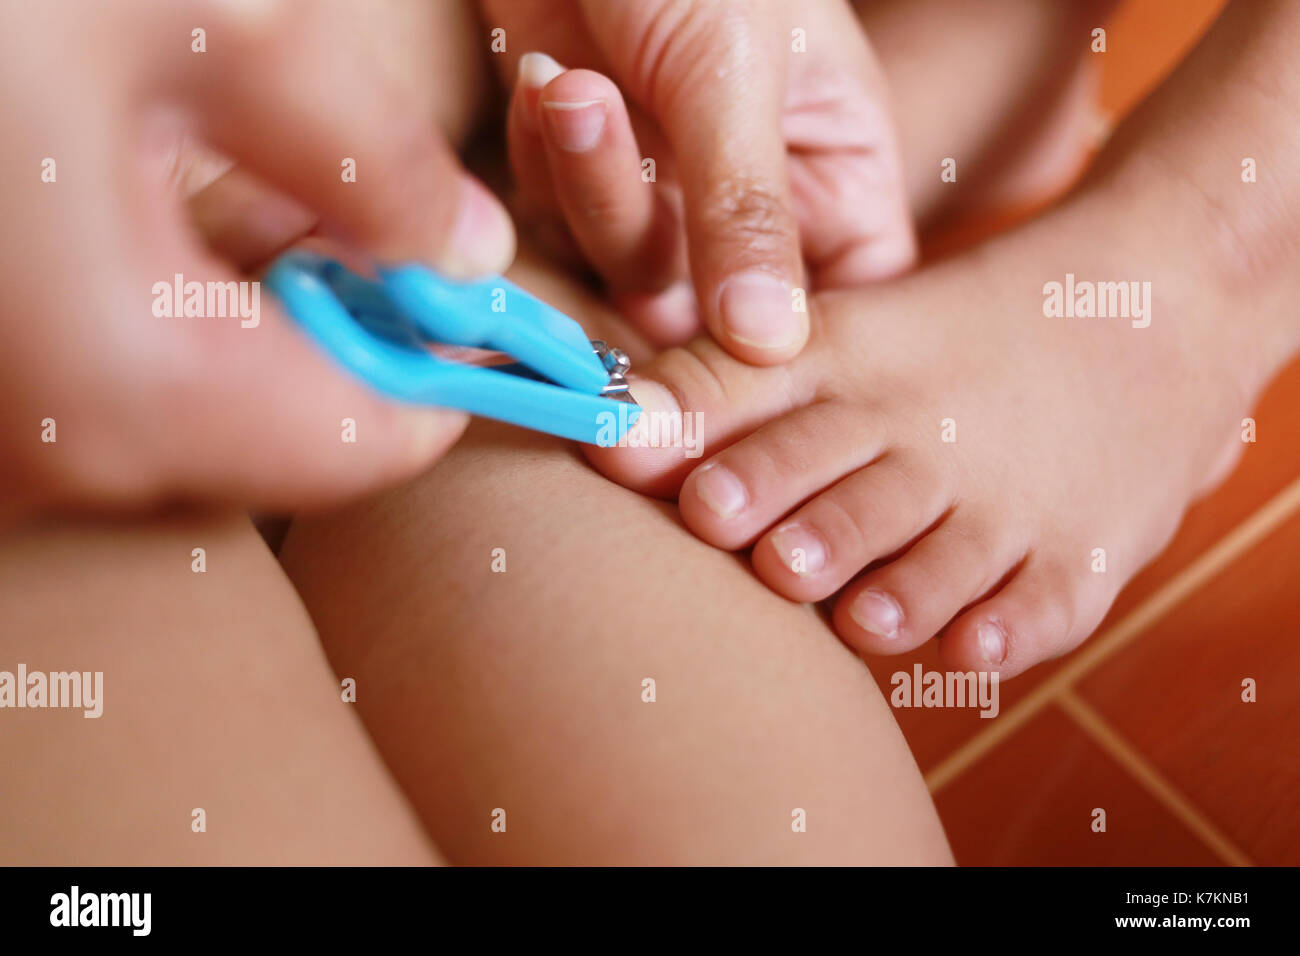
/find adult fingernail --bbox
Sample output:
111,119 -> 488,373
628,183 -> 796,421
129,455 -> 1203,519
849,588 -> 903,639
519,51 -> 564,88
770,523 -> 826,576
441,178 -> 517,278
716,271 -> 800,350
516,52 -> 564,135
693,462 -> 746,520
978,620 -> 1007,665
541,99 -> 607,152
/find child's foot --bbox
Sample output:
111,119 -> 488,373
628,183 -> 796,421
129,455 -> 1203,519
585,212 -> 1254,678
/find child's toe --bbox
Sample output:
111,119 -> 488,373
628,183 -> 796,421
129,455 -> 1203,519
582,338 -> 815,497
679,403 -> 887,550
750,452 -> 951,602
831,517 -> 1023,654
938,557 -> 1114,679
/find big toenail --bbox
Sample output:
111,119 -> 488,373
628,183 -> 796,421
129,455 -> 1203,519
717,271 -> 801,350
978,621 -> 1007,665
769,524 -> 826,576
850,588 -> 903,639
623,379 -> 680,447
693,463 -> 746,519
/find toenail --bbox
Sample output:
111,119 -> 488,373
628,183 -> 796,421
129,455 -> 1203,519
769,523 -> 826,576
849,588 -> 903,639
978,621 -> 1007,665
716,271 -> 801,350
693,462 -> 746,520
622,378 -> 681,449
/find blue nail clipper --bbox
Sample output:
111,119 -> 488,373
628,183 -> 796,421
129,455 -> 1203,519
264,250 -> 641,445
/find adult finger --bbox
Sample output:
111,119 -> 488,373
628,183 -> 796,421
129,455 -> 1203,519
581,0 -> 807,364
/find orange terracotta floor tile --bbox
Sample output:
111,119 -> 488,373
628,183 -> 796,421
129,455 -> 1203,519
866,640 -> 1056,774
867,643 -> 975,773
934,705 -> 1223,865
1077,510 -> 1300,865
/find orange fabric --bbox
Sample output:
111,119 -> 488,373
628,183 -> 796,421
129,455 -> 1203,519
1098,0 -> 1227,116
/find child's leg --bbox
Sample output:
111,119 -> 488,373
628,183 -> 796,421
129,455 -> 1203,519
856,0 -> 1116,227
0,512 -> 438,864
280,424 -> 950,865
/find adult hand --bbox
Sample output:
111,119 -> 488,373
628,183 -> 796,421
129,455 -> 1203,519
0,0 -> 515,520
486,0 -> 915,360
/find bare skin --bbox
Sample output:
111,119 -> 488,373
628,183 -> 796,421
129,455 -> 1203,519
0,511 -> 439,865
278,254 -> 952,865
0,0 -> 1217,865
586,0 -> 1300,678
0,252 -> 951,866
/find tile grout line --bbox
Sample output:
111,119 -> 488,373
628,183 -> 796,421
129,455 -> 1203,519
1056,688 -> 1253,866
925,472 -> 1300,793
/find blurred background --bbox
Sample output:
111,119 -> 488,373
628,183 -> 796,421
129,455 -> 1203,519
867,0 -> 1298,865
